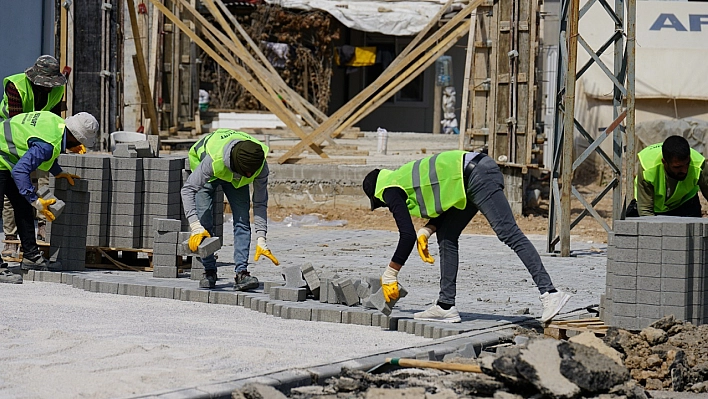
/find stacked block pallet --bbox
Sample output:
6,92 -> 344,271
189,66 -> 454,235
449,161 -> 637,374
602,217 -> 708,330
46,179 -> 90,270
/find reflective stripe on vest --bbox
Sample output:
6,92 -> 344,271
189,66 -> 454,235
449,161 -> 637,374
374,150 -> 467,219
188,129 -> 268,189
1,74 -> 65,119
0,111 -> 64,171
635,143 -> 705,213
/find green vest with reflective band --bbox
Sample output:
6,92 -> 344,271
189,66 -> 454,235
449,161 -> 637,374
374,150 -> 467,219
1,74 -> 65,119
189,129 -> 268,189
0,111 -> 64,171
635,143 -> 704,214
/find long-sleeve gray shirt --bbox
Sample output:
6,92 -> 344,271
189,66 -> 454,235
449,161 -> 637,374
181,140 -> 269,238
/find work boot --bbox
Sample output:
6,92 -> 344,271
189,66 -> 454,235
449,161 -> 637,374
0,263 -> 22,284
233,270 -> 258,291
2,234 -> 19,259
540,290 -> 572,323
21,254 -> 50,271
37,223 -> 46,242
199,269 -> 218,289
414,304 -> 461,323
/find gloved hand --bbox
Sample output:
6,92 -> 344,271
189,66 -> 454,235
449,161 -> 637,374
32,197 -> 57,222
254,237 -> 279,265
188,221 -> 211,252
381,265 -> 400,302
416,227 -> 435,264
56,172 -> 80,186
68,144 -> 87,154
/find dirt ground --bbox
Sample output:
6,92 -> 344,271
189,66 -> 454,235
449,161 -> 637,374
268,183 -> 617,245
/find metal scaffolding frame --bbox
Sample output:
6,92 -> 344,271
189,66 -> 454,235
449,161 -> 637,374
547,0 -> 636,256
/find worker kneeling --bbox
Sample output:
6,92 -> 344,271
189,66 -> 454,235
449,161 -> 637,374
363,150 -> 571,323
0,111 -> 97,284
629,135 -> 708,217
181,129 -> 278,291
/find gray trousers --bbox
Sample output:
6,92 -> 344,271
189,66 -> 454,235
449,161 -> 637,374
433,156 -> 555,305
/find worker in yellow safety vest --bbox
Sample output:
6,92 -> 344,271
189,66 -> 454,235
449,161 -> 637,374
362,150 -> 571,324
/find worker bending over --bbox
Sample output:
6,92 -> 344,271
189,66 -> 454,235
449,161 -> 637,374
0,111 -> 97,284
181,129 -> 279,291
362,150 -> 571,323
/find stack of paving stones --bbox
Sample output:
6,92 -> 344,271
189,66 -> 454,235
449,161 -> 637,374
22,267 -> 530,339
153,219 -> 181,278
109,157 -> 143,248
602,216 -> 708,330
45,179 -> 89,270
142,158 -> 184,248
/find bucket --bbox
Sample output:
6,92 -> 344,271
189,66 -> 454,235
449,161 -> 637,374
110,131 -> 147,152
376,127 -> 388,155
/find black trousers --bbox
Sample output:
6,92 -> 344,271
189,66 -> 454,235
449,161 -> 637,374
0,170 -> 40,259
626,193 -> 702,218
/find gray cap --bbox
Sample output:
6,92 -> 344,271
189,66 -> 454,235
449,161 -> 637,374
65,112 -> 98,148
25,55 -> 67,88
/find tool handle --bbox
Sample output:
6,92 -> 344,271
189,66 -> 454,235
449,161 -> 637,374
386,358 -> 482,373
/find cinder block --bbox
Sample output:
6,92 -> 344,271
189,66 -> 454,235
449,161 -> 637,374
333,278 -> 359,306
613,315 -> 640,331
342,310 -> 373,326
154,218 -> 182,232
662,305 -> 689,320
638,276 -> 661,292
661,278 -> 689,293
153,265 -> 177,278
637,263 -> 661,278
638,249 -> 662,264
312,307 -> 342,323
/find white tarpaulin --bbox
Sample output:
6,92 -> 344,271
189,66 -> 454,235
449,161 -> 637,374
265,0 -> 465,36
578,1 -> 708,100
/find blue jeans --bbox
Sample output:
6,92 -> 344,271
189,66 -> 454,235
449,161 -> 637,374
196,180 -> 251,273
433,156 -> 555,305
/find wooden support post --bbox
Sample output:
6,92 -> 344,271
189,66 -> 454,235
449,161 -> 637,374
459,12 -> 476,149
60,2 -> 68,118
433,85 -> 442,134
127,0 -> 160,135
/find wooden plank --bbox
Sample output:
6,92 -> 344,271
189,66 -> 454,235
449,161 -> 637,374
282,157 -> 367,165
459,11 -> 476,149
148,0 -> 328,157
487,0 -> 499,161
127,0 -> 160,135
60,1 -> 68,118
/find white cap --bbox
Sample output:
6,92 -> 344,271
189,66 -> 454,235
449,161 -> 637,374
65,112 -> 98,148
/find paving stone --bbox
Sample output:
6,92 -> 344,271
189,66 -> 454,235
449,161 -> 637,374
342,310 -> 373,326
270,287 -> 306,302
154,218 -> 182,232
637,263 -> 661,278
196,237 -> 221,258
282,306 -> 311,321
61,273 -> 74,285
98,281 -> 120,294
191,257 -> 204,281
300,262 -> 320,297
613,219 -> 638,236
180,289 -> 209,303
638,249 -> 661,264
147,286 -> 175,299
661,263 -> 691,279
282,265 -> 307,288
636,290 -> 661,305
209,291 -> 238,305
661,220 -> 692,237
312,307 -> 342,323
612,288 -> 637,304
613,235 -> 638,249
263,281 -> 284,294
333,278 -> 359,306
608,248 -> 637,263
154,231 -> 179,244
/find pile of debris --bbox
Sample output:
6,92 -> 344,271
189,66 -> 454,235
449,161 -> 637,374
603,315 -> 708,393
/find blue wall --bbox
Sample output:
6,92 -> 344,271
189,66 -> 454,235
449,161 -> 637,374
0,0 -> 55,97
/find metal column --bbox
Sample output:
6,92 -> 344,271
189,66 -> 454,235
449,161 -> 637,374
547,0 -> 636,255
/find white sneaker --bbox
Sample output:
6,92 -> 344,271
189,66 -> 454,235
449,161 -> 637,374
540,290 -> 571,323
414,304 -> 461,323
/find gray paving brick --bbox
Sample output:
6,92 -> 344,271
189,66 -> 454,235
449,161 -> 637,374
236,293 -> 247,306
98,282 -> 120,294
612,288 -> 637,304
661,292 -> 689,307
191,257 -> 204,281
113,143 -> 138,158
612,315 -> 639,331
153,265 -> 177,278
270,287 -> 306,302
661,220 -> 692,237
609,274 -> 637,290
154,218 -> 182,232
662,250 -> 690,264
72,276 -> 85,289
661,263 -> 691,279
661,278 -> 689,293
300,262 -> 321,295
333,278 -> 359,306
272,303 -> 283,317
154,231 -> 179,244
180,289 -> 210,303
208,291 -> 237,305
414,321 -> 425,336
282,306 -> 311,321
636,289 -> 661,305
608,247 -> 637,263
638,249 -> 662,264
243,295 -> 252,308
263,281 -> 284,294
197,237 -> 221,258
153,242 -> 177,255
613,235 -> 638,249
637,219 -> 663,236
608,260 -> 636,276
662,305 -> 689,320
638,276 -> 661,292
663,236 -> 692,251
637,263 -> 661,278
312,307 -> 342,323
250,297 -> 262,311
119,283 -> 147,297
61,273 -> 74,285
342,310 -> 373,326
266,301 -> 276,315
613,219 -> 638,236
153,255 -> 177,267
282,266 -> 307,288
612,303 -> 636,317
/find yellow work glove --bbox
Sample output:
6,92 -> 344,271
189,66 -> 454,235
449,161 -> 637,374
56,172 -> 80,186
381,265 -> 400,302
416,227 -> 435,264
188,221 -> 211,252
68,144 -> 87,154
32,197 -> 57,222
254,237 -> 279,265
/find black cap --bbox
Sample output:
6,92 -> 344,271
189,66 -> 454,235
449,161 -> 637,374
362,169 -> 381,210
231,141 -> 265,176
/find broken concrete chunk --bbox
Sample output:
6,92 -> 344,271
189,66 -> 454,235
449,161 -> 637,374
557,341 -> 630,393
233,383 -> 288,399
517,339 -> 580,398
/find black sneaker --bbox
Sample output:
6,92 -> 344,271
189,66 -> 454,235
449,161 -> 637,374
0,263 -> 22,284
21,254 -> 49,271
233,271 -> 258,291
199,269 -> 217,289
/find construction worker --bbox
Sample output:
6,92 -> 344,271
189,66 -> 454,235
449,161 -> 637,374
628,135 -> 708,217
362,150 -> 571,323
182,129 -> 279,291
1,55 -> 67,259
0,111 -> 97,284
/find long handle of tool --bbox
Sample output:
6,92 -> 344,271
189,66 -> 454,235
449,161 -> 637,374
386,358 -> 482,373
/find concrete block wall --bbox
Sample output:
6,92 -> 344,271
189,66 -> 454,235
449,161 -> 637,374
604,216 -> 708,330
46,178 -> 90,270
